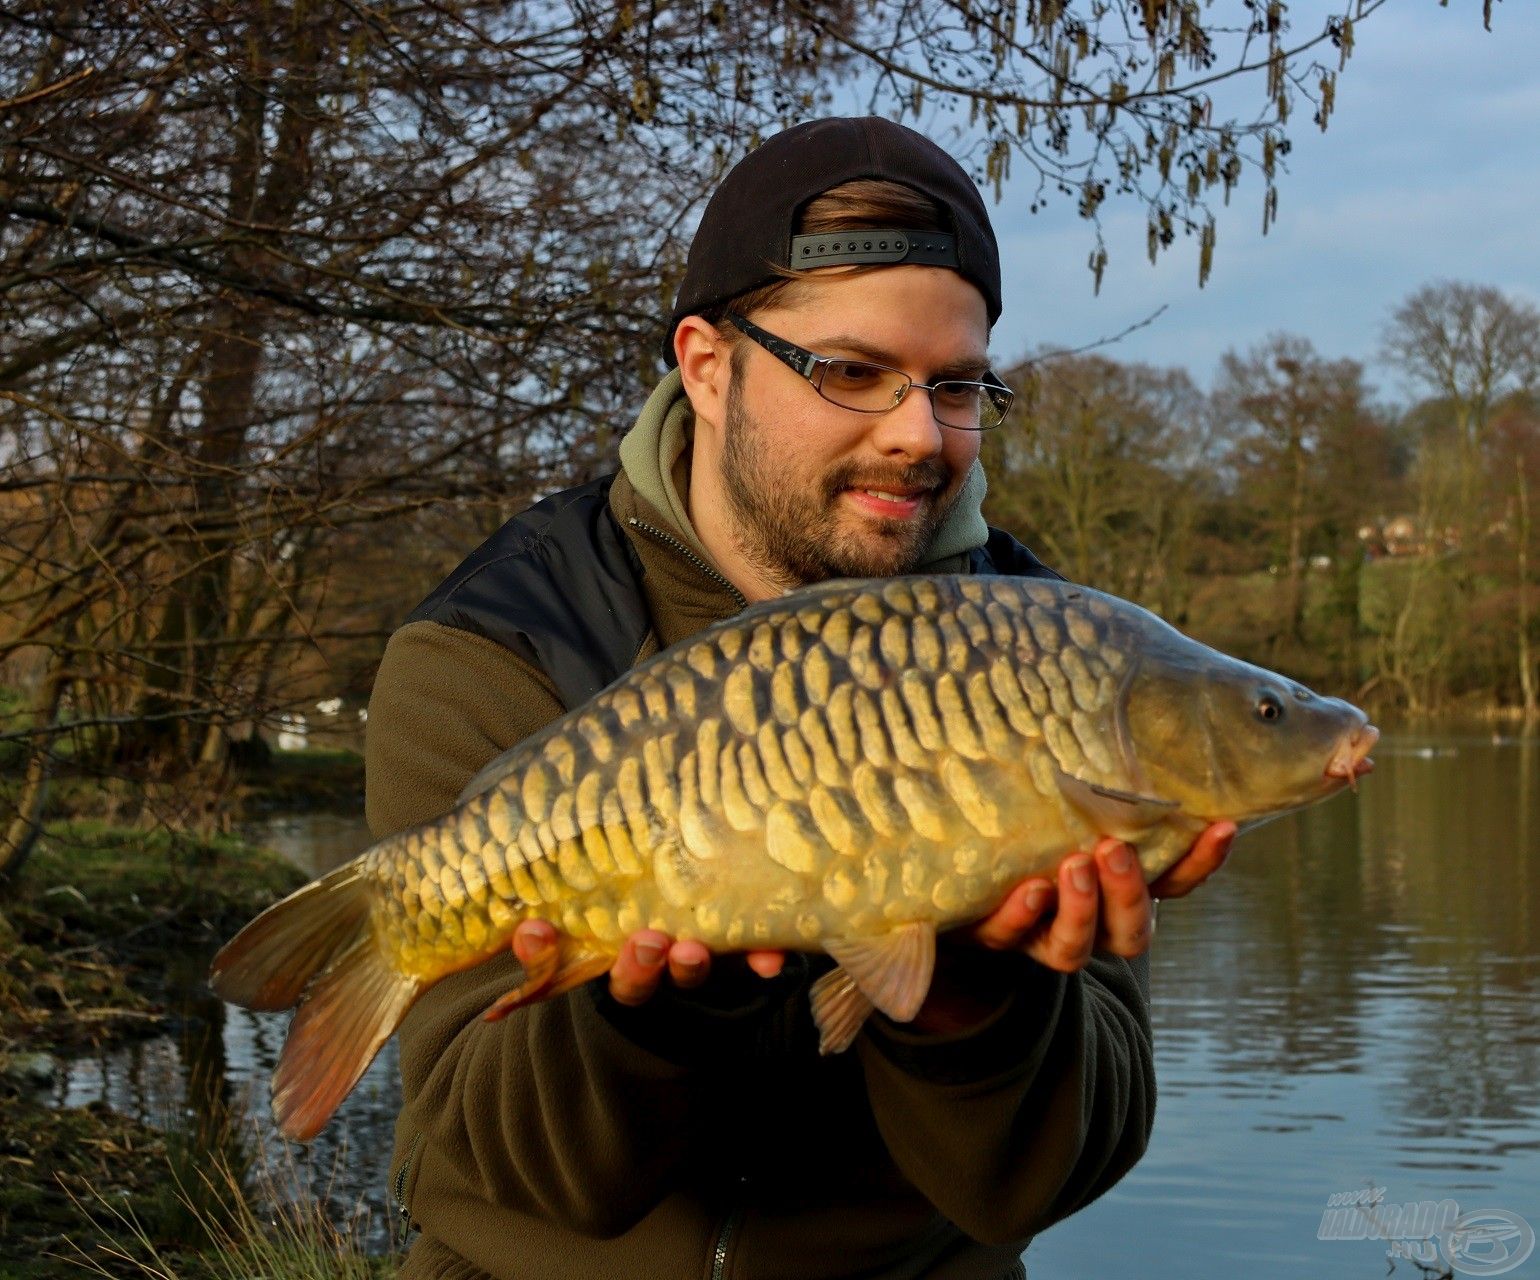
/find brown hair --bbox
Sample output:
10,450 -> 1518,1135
708,179 -> 951,338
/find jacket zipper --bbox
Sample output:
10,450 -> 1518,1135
625,518 -> 747,609
393,1132 -> 422,1226
709,1203 -> 744,1280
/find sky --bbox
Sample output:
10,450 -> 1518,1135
937,1 -> 1540,404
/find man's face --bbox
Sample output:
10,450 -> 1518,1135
714,266 -> 990,593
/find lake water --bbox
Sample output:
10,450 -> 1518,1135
1031,729 -> 1539,1279
51,731 -> 1540,1276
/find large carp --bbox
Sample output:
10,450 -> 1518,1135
211,574 -> 1376,1140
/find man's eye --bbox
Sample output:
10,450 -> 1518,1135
933,381 -> 982,407
824,361 -> 883,387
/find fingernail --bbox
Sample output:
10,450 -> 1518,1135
1023,884 -> 1050,914
634,940 -> 665,966
1105,843 -> 1133,874
677,958 -> 705,978
1069,856 -> 1095,894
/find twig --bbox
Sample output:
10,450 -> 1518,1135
0,66 -> 95,113
1018,305 -> 1170,368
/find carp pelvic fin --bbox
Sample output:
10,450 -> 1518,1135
819,922 -> 937,1041
809,967 -> 874,1054
482,942 -> 611,1022
1056,769 -> 1179,841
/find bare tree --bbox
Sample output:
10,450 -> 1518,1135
1362,428 -> 1464,716
1383,281 -> 1540,525
983,352 -> 1209,609
807,0 -> 1398,285
1491,400 -> 1540,719
1,0 -> 836,875
0,0 -> 1496,878
1215,334 -> 1374,647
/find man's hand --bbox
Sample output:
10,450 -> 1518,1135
906,821 -> 1236,1035
511,919 -> 786,1008
967,820 -> 1237,970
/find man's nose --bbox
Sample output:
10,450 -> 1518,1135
869,385 -> 945,458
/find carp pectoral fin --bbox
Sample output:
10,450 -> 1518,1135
809,967 -> 875,1054
482,944 -> 611,1022
822,922 -> 936,1030
1056,769 -> 1179,841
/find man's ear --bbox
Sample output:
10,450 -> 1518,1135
674,315 -> 731,433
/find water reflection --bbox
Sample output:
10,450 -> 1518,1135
58,975 -> 403,1253
56,810 -> 401,1252
50,743 -> 1540,1275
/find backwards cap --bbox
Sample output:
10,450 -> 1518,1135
665,117 -> 1001,366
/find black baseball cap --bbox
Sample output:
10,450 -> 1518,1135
664,116 -> 1002,367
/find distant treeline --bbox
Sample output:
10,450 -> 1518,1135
983,283 -> 1539,719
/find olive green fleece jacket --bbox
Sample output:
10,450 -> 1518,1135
365,372 -> 1156,1280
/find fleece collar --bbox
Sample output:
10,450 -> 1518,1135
616,369 -> 990,573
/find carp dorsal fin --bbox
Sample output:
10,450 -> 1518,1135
1056,768 -> 1179,840
813,922 -> 937,1054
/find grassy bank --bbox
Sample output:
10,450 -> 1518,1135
0,825 -> 395,1279
0,823 -> 305,1054
0,1091 -> 394,1280
0,724 -> 366,840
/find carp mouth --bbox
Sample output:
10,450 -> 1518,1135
1325,722 -> 1379,792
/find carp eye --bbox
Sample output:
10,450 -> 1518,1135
1256,694 -> 1284,723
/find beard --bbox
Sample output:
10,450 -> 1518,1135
717,372 -> 963,593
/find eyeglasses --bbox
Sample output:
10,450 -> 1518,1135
724,312 -> 1014,432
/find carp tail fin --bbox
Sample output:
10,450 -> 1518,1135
270,931 -> 420,1141
209,860 -> 419,1141
209,862 -> 375,1011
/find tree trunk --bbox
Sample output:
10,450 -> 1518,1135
121,9 -> 323,781
1517,464 -> 1536,720
1284,433 -> 1307,643
0,651 -> 69,881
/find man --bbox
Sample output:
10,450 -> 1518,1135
366,116 -> 1232,1280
